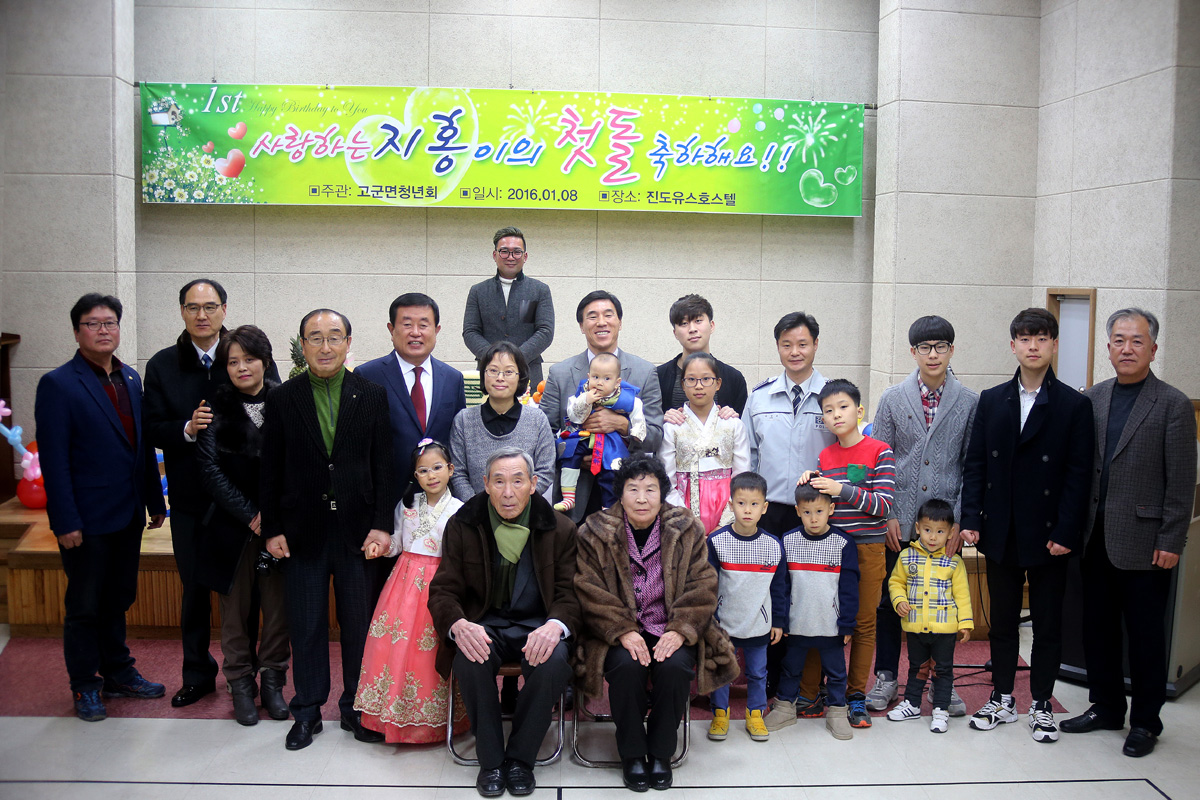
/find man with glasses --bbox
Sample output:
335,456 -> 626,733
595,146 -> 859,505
462,226 -> 555,386
144,279 -> 280,708
36,293 -> 168,721
260,309 -> 394,750
866,316 -> 978,717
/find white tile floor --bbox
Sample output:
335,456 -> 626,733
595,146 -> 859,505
1,624 -> 1197,800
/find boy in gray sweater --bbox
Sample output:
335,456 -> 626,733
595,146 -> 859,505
705,472 -> 787,742
764,482 -> 859,740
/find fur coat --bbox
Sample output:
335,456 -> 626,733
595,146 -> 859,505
573,503 -> 738,699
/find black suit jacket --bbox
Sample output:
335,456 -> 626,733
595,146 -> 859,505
961,366 -> 1095,566
259,369 -> 394,559
656,354 -> 749,416
144,330 -> 281,516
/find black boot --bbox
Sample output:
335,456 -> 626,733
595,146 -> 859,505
229,675 -> 259,726
259,669 -> 289,721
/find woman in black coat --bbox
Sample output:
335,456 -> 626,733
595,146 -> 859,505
196,325 -> 289,725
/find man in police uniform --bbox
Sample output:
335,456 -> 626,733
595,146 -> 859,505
743,311 -> 835,536
743,311 -> 836,698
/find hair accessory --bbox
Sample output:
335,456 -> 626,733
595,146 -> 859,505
417,437 -> 434,447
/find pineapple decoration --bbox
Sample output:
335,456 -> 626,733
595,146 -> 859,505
288,335 -> 308,379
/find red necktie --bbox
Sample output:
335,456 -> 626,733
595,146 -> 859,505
411,365 -> 427,431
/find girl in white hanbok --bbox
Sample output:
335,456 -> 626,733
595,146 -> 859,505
658,352 -> 751,533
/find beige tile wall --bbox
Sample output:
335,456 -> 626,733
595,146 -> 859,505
1033,0 -> 1199,398
2,0 -> 138,441
124,0 -> 882,411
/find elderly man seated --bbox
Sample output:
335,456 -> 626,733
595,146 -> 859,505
428,446 -> 580,798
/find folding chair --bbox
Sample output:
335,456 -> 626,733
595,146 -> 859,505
446,662 -> 567,767
570,679 -> 692,769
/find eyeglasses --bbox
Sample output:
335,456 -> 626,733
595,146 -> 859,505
496,248 -> 525,259
80,320 -> 119,332
484,368 -> 519,379
915,341 -> 951,355
682,376 -> 717,387
415,463 -> 449,477
304,335 -> 346,347
183,303 -> 223,316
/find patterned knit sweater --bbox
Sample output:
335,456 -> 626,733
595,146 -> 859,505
818,435 -> 896,544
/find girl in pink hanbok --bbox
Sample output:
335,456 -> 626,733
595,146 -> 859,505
355,439 -> 467,743
659,352 -> 751,533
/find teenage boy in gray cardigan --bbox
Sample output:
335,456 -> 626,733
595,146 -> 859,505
866,316 -> 979,716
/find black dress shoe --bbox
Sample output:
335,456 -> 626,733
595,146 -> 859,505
1123,727 -> 1158,757
171,681 -> 217,708
285,719 -> 323,750
622,757 -> 650,793
340,711 -> 385,743
475,766 -> 505,797
1061,707 -> 1124,734
504,758 -> 535,796
647,756 -> 672,791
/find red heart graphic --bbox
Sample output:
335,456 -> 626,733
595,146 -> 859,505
214,149 -> 246,179
202,141 -> 214,153
228,121 -> 247,140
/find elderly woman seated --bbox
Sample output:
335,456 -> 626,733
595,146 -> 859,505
574,454 -> 738,792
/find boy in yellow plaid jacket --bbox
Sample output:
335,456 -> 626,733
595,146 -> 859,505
885,499 -> 973,732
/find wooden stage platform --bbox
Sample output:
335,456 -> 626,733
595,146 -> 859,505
0,498 -> 343,639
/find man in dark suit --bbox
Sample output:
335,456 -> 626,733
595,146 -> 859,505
357,292 -> 466,511
462,226 -> 556,386
1061,308 -> 1196,757
35,293 -> 168,721
539,290 -> 664,523
428,447 -> 579,798
144,278 -> 281,708
656,293 -> 748,417
960,307 -> 1094,743
260,308 -> 394,751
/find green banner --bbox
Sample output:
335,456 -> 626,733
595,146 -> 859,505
140,83 -> 863,216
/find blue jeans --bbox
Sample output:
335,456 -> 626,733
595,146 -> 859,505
711,642 -> 768,712
778,636 -> 847,706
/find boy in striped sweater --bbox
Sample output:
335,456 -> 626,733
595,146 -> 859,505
795,378 -> 896,728
763,482 -> 859,739
705,472 -> 787,742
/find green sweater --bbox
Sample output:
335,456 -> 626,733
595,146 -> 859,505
309,367 -> 344,456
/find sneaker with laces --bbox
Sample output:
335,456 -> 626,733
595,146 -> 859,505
796,691 -> 826,719
707,708 -> 729,741
866,671 -> 898,711
846,692 -> 872,728
73,690 -> 107,722
745,709 -> 769,741
969,691 -> 1018,730
886,699 -> 922,722
930,707 -> 949,734
763,699 -> 797,731
102,673 -> 166,699
1029,700 -> 1059,743
927,682 -> 967,716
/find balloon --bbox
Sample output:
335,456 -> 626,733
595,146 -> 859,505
16,477 -> 46,509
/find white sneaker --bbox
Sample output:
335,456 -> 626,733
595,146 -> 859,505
867,671 -> 898,711
886,699 -> 922,722
927,682 -> 967,716
1029,700 -> 1059,743
930,707 -> 949,734
969,693 -> 1018,730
